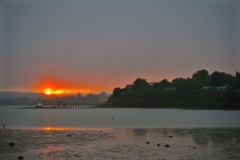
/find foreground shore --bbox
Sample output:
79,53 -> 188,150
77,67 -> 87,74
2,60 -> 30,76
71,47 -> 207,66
1,128 -> 240,160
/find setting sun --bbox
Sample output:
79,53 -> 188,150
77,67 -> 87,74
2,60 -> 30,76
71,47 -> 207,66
44,88 -> 69,95
44,89 -> 52,95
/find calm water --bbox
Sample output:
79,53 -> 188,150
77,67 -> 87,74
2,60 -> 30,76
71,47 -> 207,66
1,106 -> 240,159
0,106 -> 240,129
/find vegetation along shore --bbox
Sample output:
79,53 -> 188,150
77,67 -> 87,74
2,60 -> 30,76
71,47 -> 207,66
106,69 -> 240,109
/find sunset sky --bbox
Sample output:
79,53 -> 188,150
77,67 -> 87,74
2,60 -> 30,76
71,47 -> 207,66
0,0 -> 240,94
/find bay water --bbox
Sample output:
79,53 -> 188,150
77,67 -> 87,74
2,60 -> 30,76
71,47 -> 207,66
1,106 -> 240,130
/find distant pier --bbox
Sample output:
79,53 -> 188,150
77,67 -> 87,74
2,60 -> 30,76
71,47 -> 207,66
18,102 -> 106,109
55,103 -> 102,108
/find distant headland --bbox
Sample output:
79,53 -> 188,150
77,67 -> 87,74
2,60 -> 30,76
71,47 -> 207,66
0,92 -> 109,106
104,69 -> 240,110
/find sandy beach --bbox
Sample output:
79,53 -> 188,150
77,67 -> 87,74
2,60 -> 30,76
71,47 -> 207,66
1,128 -> 240,160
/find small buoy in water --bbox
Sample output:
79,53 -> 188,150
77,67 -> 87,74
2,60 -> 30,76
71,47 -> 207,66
111,118 -> 114,119
157,144 -> 161,147
9,142 -> 14,147
146,142 -> 150,144
169,135 -> 173,138
66,134 -> 71,137
165,144 -> 170,147
18,156 -> 24,160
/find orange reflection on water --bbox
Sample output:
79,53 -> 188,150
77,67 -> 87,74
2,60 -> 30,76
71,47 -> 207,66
41,126 -> 108,131
42,145 -> 66,159
43,127 -> 75,131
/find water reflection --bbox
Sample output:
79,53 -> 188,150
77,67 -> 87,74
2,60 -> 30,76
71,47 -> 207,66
1,128 -> 240,160
43,127 -> 76,131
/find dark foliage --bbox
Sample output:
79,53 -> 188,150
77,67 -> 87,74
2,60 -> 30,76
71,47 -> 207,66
107,69 -> 240,108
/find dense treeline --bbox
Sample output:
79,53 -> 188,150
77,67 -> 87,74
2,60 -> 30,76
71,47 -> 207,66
107,70 -> 240,109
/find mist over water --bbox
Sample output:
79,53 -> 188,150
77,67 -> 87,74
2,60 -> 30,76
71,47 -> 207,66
1,106 -> 240,129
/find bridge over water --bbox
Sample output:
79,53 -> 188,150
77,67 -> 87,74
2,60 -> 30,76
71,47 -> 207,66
54,102 -> 105,108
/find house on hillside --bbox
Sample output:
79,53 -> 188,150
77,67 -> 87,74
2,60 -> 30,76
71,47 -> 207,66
203,84 -> 231,91
148,82 -> 154,87
203,86 -> 211,89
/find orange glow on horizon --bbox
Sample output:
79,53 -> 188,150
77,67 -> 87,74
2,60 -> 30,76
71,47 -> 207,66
44,127 -> 70,131
44,89 -> 68,95
34,78 -> 105,94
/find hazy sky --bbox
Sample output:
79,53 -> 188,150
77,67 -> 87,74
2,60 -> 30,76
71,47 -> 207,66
0,0 -> 239,94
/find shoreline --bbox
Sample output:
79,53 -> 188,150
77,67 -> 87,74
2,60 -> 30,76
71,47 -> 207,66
2,126 -> 240,131
96,105 -> 240,110
16,106 -> 240,110
1,128 -> 240,160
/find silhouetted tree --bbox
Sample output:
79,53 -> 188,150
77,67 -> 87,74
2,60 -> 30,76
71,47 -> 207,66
172,77 -> 185,83
192,69 -> 210,85
154,79 -> 172,89
112,87 -> 122,98
107,69 -> 240,108
219,72 -> 235,86
210,71 -> 224,86
132,78 -> 148,92
172,78 -> 201,89
236,72 -> 240,89
120,91 -> 134,104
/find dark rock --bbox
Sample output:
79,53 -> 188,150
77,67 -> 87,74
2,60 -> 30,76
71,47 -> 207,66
66,134 -> 71,137
18,156 -> 24,160
157,144 -> 161,147
9,142 -> 14,147
169,135 -> 173,138
146,142 -> 150,144
165,144 -> 170,147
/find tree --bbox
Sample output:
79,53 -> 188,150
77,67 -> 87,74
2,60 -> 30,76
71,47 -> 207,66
219,72 -> 235,86
172,78 -> 201,89
132,78 -> 148,92
236,72 -> 240,89
210,71 -> 224,86
192,69 -> 210,85
112,87 -> 122,98
120,91 -> 134,105
172,78 -> 185,83
156,79 -> 172,89
108,97 -> 122,106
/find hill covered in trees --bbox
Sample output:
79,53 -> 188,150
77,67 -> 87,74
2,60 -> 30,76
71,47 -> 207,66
107,70 -> 240,109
